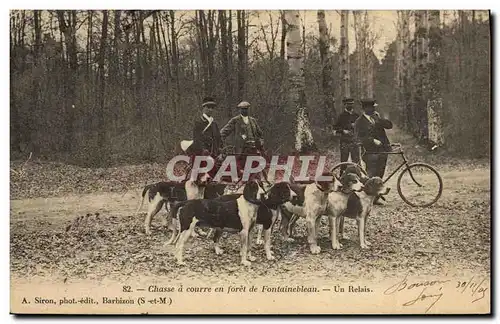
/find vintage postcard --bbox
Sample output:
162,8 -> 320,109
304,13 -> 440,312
9,9 -> 491,315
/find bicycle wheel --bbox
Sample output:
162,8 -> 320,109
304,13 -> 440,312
397,163 -> 443,207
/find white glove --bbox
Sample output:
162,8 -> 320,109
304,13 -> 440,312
374,139 -> 382,146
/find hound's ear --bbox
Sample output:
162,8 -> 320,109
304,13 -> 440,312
363,178 -> 375,195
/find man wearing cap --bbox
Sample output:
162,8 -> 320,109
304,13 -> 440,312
220,101 -> 264,154
192,96 -> 222,157
220,101 -> 265,179
354,98 -> 393,204
334,97 -> 361,174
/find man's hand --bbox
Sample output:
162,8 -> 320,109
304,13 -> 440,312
343,130 -> 351,135
374,139 -> 382,146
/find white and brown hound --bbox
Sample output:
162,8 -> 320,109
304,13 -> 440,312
328,176 -> 389,250
137,174 -> 226,236
279,172 -> 366,254
218,182 -> 297,261
170,180 -> 266,266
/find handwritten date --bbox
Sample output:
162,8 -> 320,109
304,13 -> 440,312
384,274 -> 488,313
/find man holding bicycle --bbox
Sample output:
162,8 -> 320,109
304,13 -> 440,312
354,98 -> 393,204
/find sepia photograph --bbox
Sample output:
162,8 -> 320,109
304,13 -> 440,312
8,7 -> 491,315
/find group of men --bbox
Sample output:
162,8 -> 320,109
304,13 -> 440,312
187,96 -> 393,204
189,96 -> 265,178
333,97 -> 393,204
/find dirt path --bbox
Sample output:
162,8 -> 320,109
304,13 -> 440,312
10,166 -> 490,286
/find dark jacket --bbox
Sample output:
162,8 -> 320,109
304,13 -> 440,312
192,115 -> 222,156
333,110 -> 360,143
354,113 -> 393,152
220,115 -> 264,154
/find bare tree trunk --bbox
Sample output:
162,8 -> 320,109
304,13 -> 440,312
97,10 -> 109,150
426,10 -> 444,146
227,10 -> 234,108
237,10 -> 246,100
196,10 -> 210,95
362,12 -> 374,98
340,10 -> 351,100
353,11 -> 364,98
219,10 -> 232,119
86,11 -> 93,76
158,14 -> 172,86
10,16 -> 20,152
207,10 -> 218,96
31,10 -> 42,153
317,10 -> 335,125
401,11 -> 411,130
280,11 -> 287,60
111,10 -> 121,132
169,10 -> 180,118
56,10 -> 78,152
395,12 -> 403,123
413,10 -> 428,140
134,12 -> 144,122
285,10 -> 316,153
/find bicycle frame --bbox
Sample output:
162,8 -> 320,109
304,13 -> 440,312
362,148 -> 421,186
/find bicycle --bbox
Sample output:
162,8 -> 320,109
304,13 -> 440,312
331,143 -> 443,208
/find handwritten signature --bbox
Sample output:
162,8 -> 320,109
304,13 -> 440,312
384,274 -> 489,313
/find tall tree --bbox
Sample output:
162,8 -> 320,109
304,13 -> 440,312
426,10 -> 444,146
395,11 -> 411,129
30,10 -> 42,153
237,10 -> 246,100
110,10 -> 121,131
219,10 -> 232,118
353,11 -> 365,98
317,10 -> 335,126
196,10 -> 218,95
401,11 -> 412,131
413,10 -> 428,140
280,11 -> 287,60
56,10 -> 78,152
97,10 -> 109,150
285,10 -> 316,153
227,10 -> 234,108
353,11 -> 378,99
339,10 -> 351,100
170,10 -> 181,117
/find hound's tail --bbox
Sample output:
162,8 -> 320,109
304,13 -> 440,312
136,184 -> 153,213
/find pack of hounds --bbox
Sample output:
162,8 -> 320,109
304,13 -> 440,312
136,165 -> 390,266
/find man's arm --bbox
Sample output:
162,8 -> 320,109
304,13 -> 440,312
220,117 -> 237,141
192,120 -> 206,153
253,118 -> 264,139
374,112 -> 393,129
333,114 -> 346,134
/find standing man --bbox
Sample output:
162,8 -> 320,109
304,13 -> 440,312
192,96 -> 222,157
334,97 -> 360,174
354,99 -> 393,204
220,101 -> 265,178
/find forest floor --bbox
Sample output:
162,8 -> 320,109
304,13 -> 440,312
10,128 -> 490,290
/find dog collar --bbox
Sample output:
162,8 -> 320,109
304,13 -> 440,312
339,186 -> 363,194
316,183 -> 329,192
